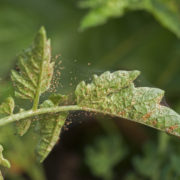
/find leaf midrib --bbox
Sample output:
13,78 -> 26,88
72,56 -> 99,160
32,40 -> 46,111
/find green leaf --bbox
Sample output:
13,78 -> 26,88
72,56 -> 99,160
11,27 -> 54,109
15,108 -> 31,136
85,134 -> 127,180
80,0 -> 180,37
76,70 -> 140,103
0,125 -> 46,180
11,27 -> 54,136
133,142 -> 161,178
16,118 -> 31,136
36,99 -> 68,162
36,112 -> 68,162
0,145 -> 10,168
75,70 -> 180,137
49,94 -> 68,106
0,97 -> 14,115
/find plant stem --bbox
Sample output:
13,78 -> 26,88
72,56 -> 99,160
0,105 -> 82,126
0,105 -> 179,140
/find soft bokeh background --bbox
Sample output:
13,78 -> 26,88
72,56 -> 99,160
0,0 -> 180,179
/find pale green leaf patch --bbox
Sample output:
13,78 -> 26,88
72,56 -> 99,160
0,97 -> 14,115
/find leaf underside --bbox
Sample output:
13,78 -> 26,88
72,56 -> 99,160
80,0 -> 180,37
36,112 -> 67,162
12,27 -> 54,136
75,70 -> 180,137
11,27 -> 54,100
36,98 -> 68,162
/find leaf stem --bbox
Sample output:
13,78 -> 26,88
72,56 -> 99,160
32,92 -> 40,111
0,105 -> 180,140
32,59 -> 43,111
0,105 -> 82,126
32,27 -> 48,111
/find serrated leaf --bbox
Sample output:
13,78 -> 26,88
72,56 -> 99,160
75,70 -> 180,137
36,112 -> 68,162
0,145 -> 10,168
0,97 -> 14,115
76,70 -> 140,103
80,0 -> 180,37
36,99 -> 68,162
11,27 -> 54,100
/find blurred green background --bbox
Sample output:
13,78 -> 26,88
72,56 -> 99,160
0,0 -> 180,179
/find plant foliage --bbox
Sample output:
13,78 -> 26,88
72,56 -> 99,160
85,134 -> 127,180
0,97 -> 14,115
80,0 -> 180,37
0,145 -> 10,180
36,97 -> 68,162
11,27 -> 54,106
75,70 -> 180,136
0,27 -> 179,178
